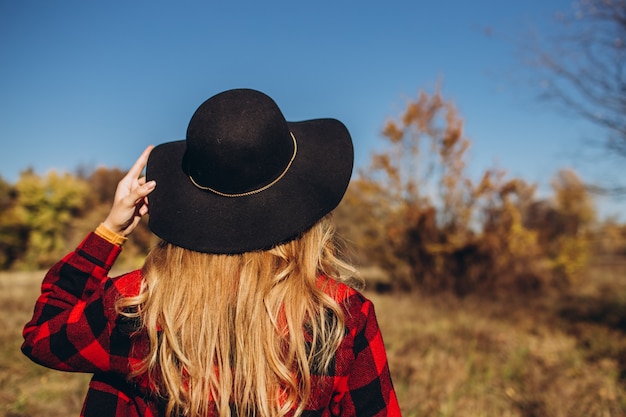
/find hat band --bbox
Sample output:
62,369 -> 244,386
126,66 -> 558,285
188,132 -> 298,198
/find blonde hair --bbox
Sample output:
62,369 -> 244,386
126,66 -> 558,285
118,216 -> 362,417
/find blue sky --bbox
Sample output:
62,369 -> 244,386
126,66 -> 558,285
1,1 -> 621,219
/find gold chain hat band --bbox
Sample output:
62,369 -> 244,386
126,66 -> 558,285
188,132 -> 298,198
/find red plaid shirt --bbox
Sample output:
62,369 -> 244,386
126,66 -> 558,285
22,232 -> 401,416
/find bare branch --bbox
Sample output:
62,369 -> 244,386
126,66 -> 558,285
529,0 -> 626,190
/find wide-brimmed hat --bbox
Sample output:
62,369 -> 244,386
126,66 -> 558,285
145,88 -> 354,254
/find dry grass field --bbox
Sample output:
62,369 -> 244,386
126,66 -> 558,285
2,265 -> 626,417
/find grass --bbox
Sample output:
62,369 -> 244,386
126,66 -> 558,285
367,259 -> 626,417
1,265 -> 626,416
370,290 -> 625,416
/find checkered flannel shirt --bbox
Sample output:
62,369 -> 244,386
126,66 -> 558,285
22,232 -> 401,416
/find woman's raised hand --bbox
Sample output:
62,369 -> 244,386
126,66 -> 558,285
103,145 -> 155,237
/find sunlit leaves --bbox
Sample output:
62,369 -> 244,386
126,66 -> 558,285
341,86 -> 599,293
15,171 -> 89,268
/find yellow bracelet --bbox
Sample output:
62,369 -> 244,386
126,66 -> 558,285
94,223 -> 128,246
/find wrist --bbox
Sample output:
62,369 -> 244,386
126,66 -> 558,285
95,223 -> 128,246
102,218 -> 122,234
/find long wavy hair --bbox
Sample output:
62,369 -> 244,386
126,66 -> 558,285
117,216 -> 362,417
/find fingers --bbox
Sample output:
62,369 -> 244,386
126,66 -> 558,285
138,198 -> 150,217
127,145 -> 154,180
135,180 -> 156,201
122,179 -> 155,208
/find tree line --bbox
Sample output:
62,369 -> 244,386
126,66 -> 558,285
334,87 -> 626,295
0,166 -> 153,271
2,88 -> 626,295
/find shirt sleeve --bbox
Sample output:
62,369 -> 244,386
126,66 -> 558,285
21,232 -> 134,375
339,294 -> 402,416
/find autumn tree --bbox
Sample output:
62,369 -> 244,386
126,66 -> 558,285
525,169 -> 596,284
15,170 -> 89,269
342,86 -> 597,294
0,177 -> 28,269
593,217 -> 626,259
355,86 -> 489,292
478,177 -> 545,292
0,166 -> 155,271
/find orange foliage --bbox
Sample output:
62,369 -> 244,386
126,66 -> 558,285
342,85 -> 599,294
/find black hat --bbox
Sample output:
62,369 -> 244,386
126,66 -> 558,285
146,89 -> 354,254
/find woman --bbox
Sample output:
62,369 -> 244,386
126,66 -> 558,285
22,89 -> 401,416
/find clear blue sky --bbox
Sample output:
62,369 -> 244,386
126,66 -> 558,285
1,0 -> 621,219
